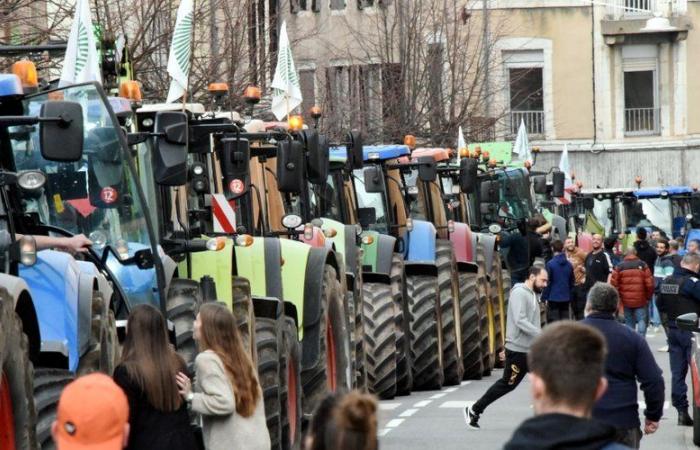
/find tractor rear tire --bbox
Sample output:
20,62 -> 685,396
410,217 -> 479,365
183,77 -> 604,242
407,275 -> 444,391
301,265 -> 351,415
362,282 -> 397,399
255,318 -> 282,450
34,369 -> 74,450
76,292 -> 118,375
478,273 -> 495,377
347,250 -> 367,391
166,279 -> 202,373
232,277 -> 257,362
279,317 -> 302,450
392,254 -> 412,396
458,272 -> 483,380
436,240 -> 464,386
0,289 -> 37,450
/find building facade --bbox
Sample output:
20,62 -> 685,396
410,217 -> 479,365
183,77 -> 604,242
284,0 -> 700,188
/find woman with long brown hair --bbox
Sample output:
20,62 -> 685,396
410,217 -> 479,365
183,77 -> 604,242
176,302 -> 270,450
113,304 -> 198,450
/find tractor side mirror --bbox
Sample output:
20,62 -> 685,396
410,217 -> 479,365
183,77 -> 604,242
153,111 -> 188,186
304,131 -> 329,185
677,313 -> 700,332
417,156 -> 437,182
459,158 -> 478,194
363,166 -> 384,193
552,171 -> 566,198
221,137 -> 250,199
480,180 -> 499,204
582,197 -> 595,210
347,130 -> 364,170
532,175 -> 547,194
277,140 -> 304,193
40,101 -> 84,162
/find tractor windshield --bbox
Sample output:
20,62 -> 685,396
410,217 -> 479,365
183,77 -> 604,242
353,167 -> 389,233
591,198 -> 613,235
402,169 -> 428,220
9,83 -> 160,304
496,169 -> 534,221
310,173 -> 343,222
626,198 -> 672,236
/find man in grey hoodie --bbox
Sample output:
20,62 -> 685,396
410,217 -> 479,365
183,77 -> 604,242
465,266 -> 548,429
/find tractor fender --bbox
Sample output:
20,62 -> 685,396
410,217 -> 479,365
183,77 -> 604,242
406,219 -> 437,265
450,221 -> 475,264
0,273 -> 40,361
75,269 -> 97,359
75,261 -> 113,308
235,237 -> 284,302
475,233 -> 497,275
160,251 -> 178,293
19,250 -> 81,371
106,242 -> 158,307
360,232 -> 396,279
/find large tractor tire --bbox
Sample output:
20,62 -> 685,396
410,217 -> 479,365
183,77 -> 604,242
34,369 -> 74,450
436,240 -> 464,386
166,279 -> 202,373
490,256 -> 506,369
77,292 -> 118,375
407,275 -> 443,391
255,318 -> 282,450
279,318 -> 302,450
301,265 -> 351,415
0,291 -> 37,450
361,282 -> 397,399
347,250 -> 368,391
458,272 -> 483,380
391,254 -> 412,396
232,277 -> 257,362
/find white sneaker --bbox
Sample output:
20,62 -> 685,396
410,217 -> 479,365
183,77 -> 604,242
658,345 -> 669,352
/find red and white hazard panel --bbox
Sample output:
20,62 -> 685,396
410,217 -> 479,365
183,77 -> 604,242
212,193 -> 237,233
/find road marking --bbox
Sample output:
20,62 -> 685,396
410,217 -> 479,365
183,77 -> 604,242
400,408 -> 418,417
439,401 -> 475,408
379,402 -> 402,410
445,387 -> 458,393
460,381 -> 472,386
414,400 -> 432,407
430,393 -> 447,399
386,419 -> 404,428
638,401 -> 669,410
378,429 -> 391,437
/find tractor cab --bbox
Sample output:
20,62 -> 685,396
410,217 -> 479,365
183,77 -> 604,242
632,186 -> 697,239
470,166 -> 536,233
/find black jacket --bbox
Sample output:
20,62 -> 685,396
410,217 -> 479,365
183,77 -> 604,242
633,240 -> 657,274
503,413 -> 630,450
114,365 -> 199,450
582,313 -> 664,428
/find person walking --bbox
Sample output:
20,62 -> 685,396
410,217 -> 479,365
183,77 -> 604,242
657,253 -> 700,426
113,304 -> 199,450
565,236 -> 589,320
464,266 -> 548,429
634,228 -> 657,271
542,240 -> 574,322
651,239 -> 675,332
52,373 -> 130,450
611,249 -> 654,336
504,322 -> 631,450
604,236 -> 622,267
583,283 -> 664,449
176,303 -> 271,450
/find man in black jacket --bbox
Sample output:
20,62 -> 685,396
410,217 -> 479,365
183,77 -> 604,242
634,228 -> 657,276
504,322 -> 629,450
583,283 -> 664,448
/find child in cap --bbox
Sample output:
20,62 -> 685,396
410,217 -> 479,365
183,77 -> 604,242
52,373 -> 130,450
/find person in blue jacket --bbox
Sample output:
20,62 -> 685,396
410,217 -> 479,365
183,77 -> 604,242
543,240 -> 575,322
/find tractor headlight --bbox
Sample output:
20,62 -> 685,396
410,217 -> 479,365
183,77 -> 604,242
19,235 -> 36,266
234,234 -> 254,247
206,237 -> 227,251
17,170 -> 46,191
282,214 -> 303,229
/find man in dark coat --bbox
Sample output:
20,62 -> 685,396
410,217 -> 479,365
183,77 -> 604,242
634,228 -> 657,276
583,283 -> 664,449
543,240 -> 574,322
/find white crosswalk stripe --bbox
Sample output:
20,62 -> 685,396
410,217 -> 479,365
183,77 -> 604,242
439,401 -> 475,408
430,393 -> 447,399
379,402 -> 402,410
400,408 -> 419,417
386,419 -> 405,428
414,400 -> 432,407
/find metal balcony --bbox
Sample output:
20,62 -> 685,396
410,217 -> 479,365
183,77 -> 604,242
510,110 -> 545,137
624,107 -> 659,136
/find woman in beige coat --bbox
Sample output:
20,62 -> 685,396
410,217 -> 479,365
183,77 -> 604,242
176,303 -> 270,450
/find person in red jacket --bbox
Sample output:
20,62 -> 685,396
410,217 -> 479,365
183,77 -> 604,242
611,248 -> 654,336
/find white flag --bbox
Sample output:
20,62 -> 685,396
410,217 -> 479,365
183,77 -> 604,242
166,0 -> 194,103
559,143 -> 573,187
457,126 -> 467,159
271,21 -> 303,121
59,0 -> 101,87
512,119 -> 532,162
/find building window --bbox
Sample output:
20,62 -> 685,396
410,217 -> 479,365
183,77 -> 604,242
299,69 -> 316,121
325,64 -> 382,140
357,0 -> 374,9
331,0 -> 346,10
508,67 -> 544,136
624,70 -> 658,135
624,0 -> 655,15
291,0 -> 307,13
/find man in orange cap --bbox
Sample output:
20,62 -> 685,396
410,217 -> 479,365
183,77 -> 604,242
51,373 -> 130,449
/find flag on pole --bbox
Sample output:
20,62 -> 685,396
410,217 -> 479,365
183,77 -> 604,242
166,0 -> 194,103
271,21 -> 302,121
59,0 -> 101,87
457,126 -> 467,159
512,119 -> 532,162
559,143 -> 573,187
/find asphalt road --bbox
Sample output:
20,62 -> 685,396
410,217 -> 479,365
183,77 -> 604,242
378,327 -> 696,450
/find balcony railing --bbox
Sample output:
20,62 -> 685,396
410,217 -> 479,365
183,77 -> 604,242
624,107 -> 659,136
606,0 -> 686,19
510,110 -> 545,137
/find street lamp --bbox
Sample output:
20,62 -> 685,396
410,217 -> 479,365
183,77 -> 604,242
584,0 -> 677,33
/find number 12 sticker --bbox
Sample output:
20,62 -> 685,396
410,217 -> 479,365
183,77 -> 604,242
100,187 -> 118,204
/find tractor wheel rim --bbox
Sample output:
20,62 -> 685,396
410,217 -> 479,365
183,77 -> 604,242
326,314 -> 337,391
287,357 -> 298,444
0,372 -> 17,450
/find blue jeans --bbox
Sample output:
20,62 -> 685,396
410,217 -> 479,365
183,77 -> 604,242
624,306 -> 648,336
668,325 -> 693,410
649,295 -> 661,327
